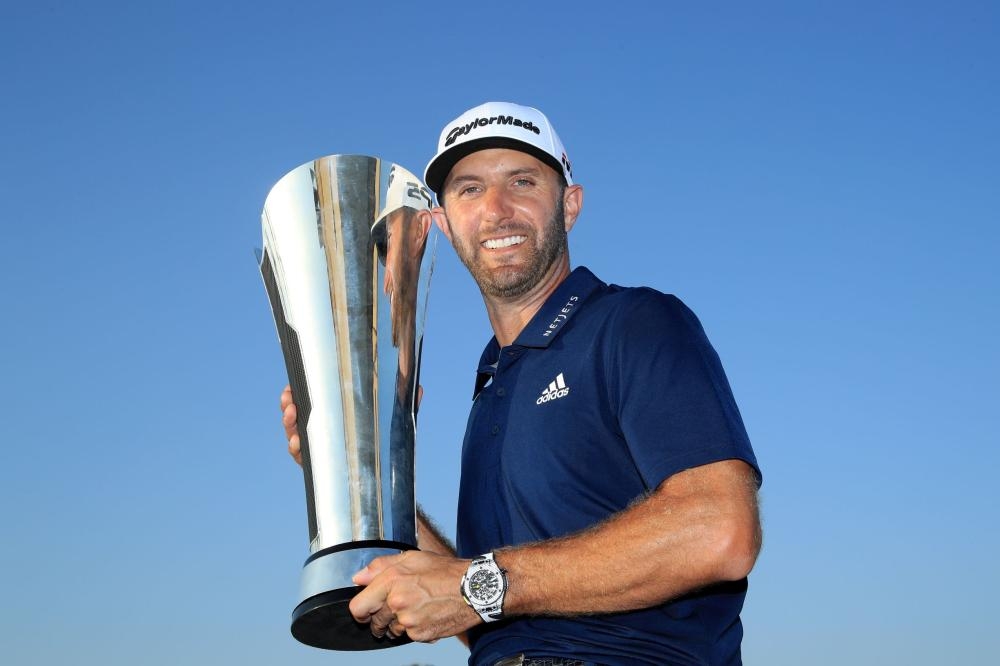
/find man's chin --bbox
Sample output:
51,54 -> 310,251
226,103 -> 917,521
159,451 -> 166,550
476,268 -> 537,299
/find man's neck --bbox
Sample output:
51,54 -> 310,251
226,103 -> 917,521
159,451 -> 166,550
482,258 -> 571,348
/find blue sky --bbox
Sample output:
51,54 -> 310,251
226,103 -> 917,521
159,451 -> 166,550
2,2 -> 997,664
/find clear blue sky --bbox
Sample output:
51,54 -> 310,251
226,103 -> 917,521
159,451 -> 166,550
2,2 -> 997,664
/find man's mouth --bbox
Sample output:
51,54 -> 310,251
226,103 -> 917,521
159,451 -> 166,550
482,235 -> 527,250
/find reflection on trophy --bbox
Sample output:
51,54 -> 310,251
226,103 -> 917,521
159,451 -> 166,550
258,156 -> 434,650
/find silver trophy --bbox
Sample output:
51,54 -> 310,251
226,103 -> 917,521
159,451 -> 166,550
258,155 -> 435,650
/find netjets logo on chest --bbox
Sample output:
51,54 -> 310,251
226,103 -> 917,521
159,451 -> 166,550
536,373 -> 570,405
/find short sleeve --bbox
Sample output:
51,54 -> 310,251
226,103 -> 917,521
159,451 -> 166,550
607,291 -> 760,489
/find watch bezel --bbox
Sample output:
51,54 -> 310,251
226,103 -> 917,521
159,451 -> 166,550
461,552 -> 508,622
466,567 -> 503,604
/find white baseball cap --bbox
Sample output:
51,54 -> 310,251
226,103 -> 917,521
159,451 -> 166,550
371,164 -> 433,264
423,101 -> 574,195
372,164 -> 433,230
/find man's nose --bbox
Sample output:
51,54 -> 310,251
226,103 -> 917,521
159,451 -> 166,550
481,186 -> 513,222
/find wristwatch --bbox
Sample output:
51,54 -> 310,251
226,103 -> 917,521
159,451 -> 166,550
460,552 -> 508,623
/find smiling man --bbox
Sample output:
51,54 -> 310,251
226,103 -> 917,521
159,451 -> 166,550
283,102 -> 762,665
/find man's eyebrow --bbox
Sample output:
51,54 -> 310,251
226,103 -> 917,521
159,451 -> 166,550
446,166 -> 544,190
506,166 -> 543,177
446,174 -> 481,189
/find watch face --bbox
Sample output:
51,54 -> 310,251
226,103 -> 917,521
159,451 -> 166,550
467,568 -> 502,604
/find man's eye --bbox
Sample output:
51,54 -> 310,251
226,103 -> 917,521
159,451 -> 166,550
514,178 -> 534,187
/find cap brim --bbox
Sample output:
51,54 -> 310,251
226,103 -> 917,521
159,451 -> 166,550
425,137 -> 566,195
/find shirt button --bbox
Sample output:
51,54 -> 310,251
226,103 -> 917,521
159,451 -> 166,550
491,424 -> 500,435
496,387 -> 506,397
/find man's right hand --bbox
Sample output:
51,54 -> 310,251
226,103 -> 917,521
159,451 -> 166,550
280,385 -> 302,466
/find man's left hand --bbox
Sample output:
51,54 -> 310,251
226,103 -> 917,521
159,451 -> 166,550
349,550 -> 480,643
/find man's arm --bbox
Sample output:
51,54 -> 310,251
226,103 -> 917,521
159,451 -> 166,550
417,507 -> 457,556
283,385 -> 760,640
498,459 -> 760,616
350,459 -> 761,641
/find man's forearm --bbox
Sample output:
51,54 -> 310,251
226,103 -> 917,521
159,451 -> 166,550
496,460 -> 761,617
414,506 -> 470,648
417,506 -> 456,556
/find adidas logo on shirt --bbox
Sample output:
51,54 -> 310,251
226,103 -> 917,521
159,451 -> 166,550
536,373 -> 570,404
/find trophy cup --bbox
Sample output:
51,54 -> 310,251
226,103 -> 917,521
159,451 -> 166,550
258,155 -> 435,650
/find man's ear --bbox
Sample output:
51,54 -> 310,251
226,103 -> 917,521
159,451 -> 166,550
430,205 -> 452,242
562,184 -> 584,233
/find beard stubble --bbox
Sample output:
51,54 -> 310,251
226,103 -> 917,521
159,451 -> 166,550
451,195 -> 568,300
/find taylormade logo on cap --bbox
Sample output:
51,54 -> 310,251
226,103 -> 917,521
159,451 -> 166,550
444,115 -> 541,147
424,101 -> 573,195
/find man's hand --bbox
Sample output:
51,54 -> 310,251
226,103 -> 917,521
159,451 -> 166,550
348,551 -> 479,643
280,385 -> 302,465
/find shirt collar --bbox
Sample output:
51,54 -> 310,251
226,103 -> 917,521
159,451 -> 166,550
513,266 -> 603,348
473,266 -> 603,398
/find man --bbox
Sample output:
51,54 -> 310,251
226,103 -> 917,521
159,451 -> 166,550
282,101 -> 762,665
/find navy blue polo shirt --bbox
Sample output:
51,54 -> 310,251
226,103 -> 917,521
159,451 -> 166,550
456,267 -> 760,666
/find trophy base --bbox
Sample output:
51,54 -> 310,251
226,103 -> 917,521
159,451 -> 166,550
291,541 -> 416,650
291,587 -> 411,650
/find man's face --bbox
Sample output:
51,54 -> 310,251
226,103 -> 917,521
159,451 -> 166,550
434,149 -> 574,300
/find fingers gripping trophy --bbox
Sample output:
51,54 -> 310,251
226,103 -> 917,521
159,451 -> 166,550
258,156 -> 435,650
